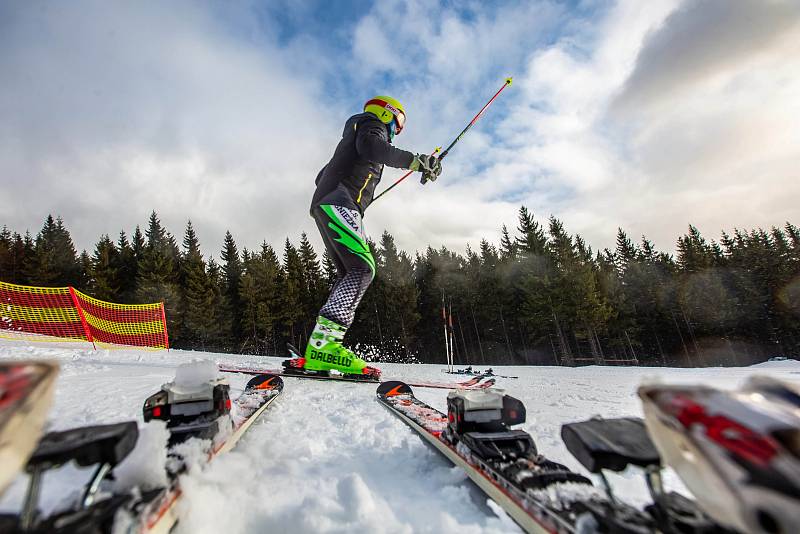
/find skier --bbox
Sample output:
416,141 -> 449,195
288,96 -> 442,378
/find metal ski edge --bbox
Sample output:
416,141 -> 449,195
376,393 -> 552,534
139,378 -> 283,534
219,365 -> 494,390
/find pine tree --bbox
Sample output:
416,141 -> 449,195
207,257 -> 230,351
220,231 -> 243,349
547,217 -> 611,364
614,229 -> 637,273
513,208 -> 553,361
413,248 -> 444,362
14,232 -> 35,284
27,215 -> 81,286
89,235 -> 120,300
499,225 -> 516,260
279,238 -> 304,347
116,231 -> 137,302
516,206 -> 548,256
298,233 -> 323,334
239,242 -> 281,354
0,231 -> 35,284
375,231 -> 419,360
477,238 -> 510,364
132,226 -> 145,263
179,221 -> 219,349
136,211 -> 181,339
0,227 -> 13,282
77,251 -> 92,290
677,225 -> 713,273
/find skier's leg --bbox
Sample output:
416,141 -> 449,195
313,204 -> 376,326
302,205 -> 377,375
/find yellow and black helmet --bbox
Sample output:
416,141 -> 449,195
364,96 -> 406,134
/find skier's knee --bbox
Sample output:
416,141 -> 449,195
357,264 -> 375,283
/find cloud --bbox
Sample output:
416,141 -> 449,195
613,0 -> 800,110
1,0 -> 797,263
0,0 -> 333,255
494,0 -> 800,252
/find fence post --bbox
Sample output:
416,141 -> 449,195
68,287 -> 96,350
160,301 -> 170,350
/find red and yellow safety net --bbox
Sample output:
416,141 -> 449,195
0,281 -> 169,349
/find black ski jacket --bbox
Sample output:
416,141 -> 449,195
311,112 -> 414,215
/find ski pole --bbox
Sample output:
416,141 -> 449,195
442,290 -> 451,372
373,77 -> 512,202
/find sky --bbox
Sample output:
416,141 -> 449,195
1,0 -> 798,260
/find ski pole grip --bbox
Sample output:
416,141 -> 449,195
419,147 -> 442,185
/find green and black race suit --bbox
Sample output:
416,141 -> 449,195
311,112 -> 414,215
313,204 -> 374,328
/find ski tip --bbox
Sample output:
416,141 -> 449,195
479,378 -> 496,389
286,342 -> 302,357
245,373 -> 284,392
376,381 -> 413,398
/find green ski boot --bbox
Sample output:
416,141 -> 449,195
285,317 -> 381,379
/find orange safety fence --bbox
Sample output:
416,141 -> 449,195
0,281 -> 169,350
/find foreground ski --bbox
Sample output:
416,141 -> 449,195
376,381 -> 589,533
220,364 -> 494,390
136,373 -> 283,533
0,361 -> 59,495
377,382 -> 725,534
0,373 -> 283,533
640,377 -> 800,533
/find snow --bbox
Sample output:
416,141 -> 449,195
0,338 -> 798,533
174,359 -> 219,387
112,420 -> 170,493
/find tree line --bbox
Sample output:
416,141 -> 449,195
1,209 -> 798,367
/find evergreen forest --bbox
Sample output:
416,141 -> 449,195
1,209 -> 798,367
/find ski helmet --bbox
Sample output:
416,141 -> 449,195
364,96 -> 406,134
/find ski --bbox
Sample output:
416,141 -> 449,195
0,361 -> 59,496
442,366 -> 519,379
0,371 -> 283,534
376,381 -> 727,534
220,364 -> 494,390
135,372 -> 283,533
220,342 -> 494,390
639,377 -> 800,533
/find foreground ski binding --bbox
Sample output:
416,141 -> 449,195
377,382 -> 728,534
0,421 -> 139,533
143,375 -> 233,445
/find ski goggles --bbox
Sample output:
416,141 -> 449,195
394,110 -> 406,134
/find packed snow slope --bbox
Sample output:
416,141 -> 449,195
1,339 -> 799,534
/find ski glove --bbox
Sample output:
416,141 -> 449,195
410,154 -> 442,184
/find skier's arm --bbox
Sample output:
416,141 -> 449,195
356,123 -> 415,169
